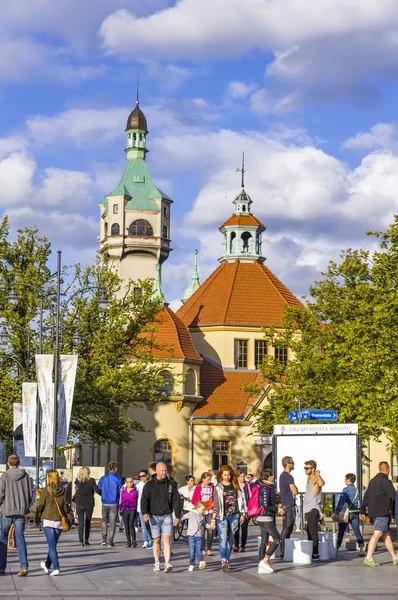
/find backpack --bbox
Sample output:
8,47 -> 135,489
247,484 -> 264,518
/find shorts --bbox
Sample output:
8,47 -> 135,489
374,516 -> 391,533
149,514 -> 173,538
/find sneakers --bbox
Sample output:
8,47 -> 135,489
101,541 -> 107,546
40,562 -> 49,574
359,545 -> 366,556
84,540 -> 90,546
199,561 -> 206,569
233,546 -> 239,553
142,541 -> 148,548
125,543 -> 132,548
392,555 -> 398,566
164,563 -> 173,573
50,570 -> 60,576
239,546 -> 245,552
258,560 -> 273,574
221,559 -> 229,572
132,542 -> 137,548
153,562 -> 161,571
147,540 -> 154,550
17,568 -> 28,577
188,565 -> 194,572
312,554 -> 320,561
107,542 -> 115,547
364,558 -> 379,567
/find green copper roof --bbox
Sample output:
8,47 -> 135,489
100,158 -> 172,212
182,250 -> 201,303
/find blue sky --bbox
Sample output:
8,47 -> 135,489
1,0 -> 398,307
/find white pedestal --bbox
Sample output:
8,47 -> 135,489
319,540 -> 330,561
284,538 -> 299,562
292,540 -> 313,564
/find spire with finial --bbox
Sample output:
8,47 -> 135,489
154,263 -> 168,305
181,250 -> 201,304
136,72 -> 139,106
236,151 -> 245,188
233,151 -> 252,215
125,75 -> 148,160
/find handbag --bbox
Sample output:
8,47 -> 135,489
53,494 -> 72,532
332,489 -> 359,524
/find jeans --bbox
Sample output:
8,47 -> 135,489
0,516 -> 28,570
76,505 -> 93,543
123,509 -> 137,544
258,520 -> 281,559
280,504 -> 296,557
234,516 -> 248,548
217,514 -> 239,561
43,527 -> 62,571
138,512 -> 151,543
188,536 -> 203,565
202,513 -> 213,551
337,513 -> 364,547
305,509 -> 319,554
101,505 -> 118,543
149,514 -> 173,538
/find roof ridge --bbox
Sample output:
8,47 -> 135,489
259,263 -> 304,307
222,260 -> 240,323
166,307 -> 202,361
165,307 -> 184,356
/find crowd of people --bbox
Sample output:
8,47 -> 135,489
0,453 -> 396,576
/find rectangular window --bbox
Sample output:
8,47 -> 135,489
392,449 -> 398,480
255,340 -> 268,368
274,346 -> 288,365
163,206 -> 168,218
113,204 -> 118,214
212,440 -> 230,472
234,339 -> 248,368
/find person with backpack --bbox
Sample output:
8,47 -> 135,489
333,473 -> 365,556
141,462 -> 181,573
210,465 -> 247,572
257,468 -> 284,574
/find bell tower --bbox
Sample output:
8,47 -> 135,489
99,95 -> 173,290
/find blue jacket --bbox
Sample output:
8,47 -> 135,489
258,483 -> 278,518
336,483 -> 359,513
98,471 -> 123,505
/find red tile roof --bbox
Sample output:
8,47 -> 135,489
219,214 -> 266,229
193,358 -> 260,418
149,307 -> 202,362
177,260 -> 305,327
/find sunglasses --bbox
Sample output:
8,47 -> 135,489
304,467 -> 313,471
139,474 -> 147,478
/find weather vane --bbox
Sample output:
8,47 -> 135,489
236,151 -> 245,188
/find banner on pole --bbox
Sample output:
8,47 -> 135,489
13,403 -> 22,433
22,383 -> 37,457
57,355 -> 78,446
35,354 -> 54,458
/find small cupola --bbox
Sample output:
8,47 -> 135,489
125,86 -> 149,161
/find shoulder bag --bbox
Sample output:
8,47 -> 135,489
53,494 -> 72,532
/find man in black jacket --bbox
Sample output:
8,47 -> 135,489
141,462 -> 181,573
360,461 -> 397,567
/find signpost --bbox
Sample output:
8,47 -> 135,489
288,410 -> 338,422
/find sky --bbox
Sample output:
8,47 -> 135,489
1,0 -> 398,308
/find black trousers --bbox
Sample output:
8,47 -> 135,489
202,513 -> 214,551
234,516 -> 248,548
258,520 -> 281,559
305,509 -> 319,554
123,510 -> 137,544
280,504 -> 296,557
76,505 -> 94,543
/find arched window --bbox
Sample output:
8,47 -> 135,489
241,231 -> 252,253
230,231 -> 236,253
158,371 -> 173,394
128,219 -> 153,237
154,439 -> 172,474
162,225 -> 168,239
111,223 -> 120,236
185,369 -> 196,395
104,222 -> 108,237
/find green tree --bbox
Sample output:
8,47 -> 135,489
60,261 -> 174,447
250,217 -> 398,444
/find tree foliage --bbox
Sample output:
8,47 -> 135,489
250,217 -> 398,444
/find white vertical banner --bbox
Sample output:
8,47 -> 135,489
57,355 -> 78,446
22,383 -> 37,457
35,354 -> 54,457
13,403 -> 22,432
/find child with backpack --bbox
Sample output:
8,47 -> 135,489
250,468 -> 284,574
181,501 -> 210,571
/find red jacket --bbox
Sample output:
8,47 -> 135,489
191,482 -> 214,505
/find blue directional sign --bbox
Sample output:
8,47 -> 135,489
288,410 -> 338,422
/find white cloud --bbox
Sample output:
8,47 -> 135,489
100,0 -> 398,106
226,81 -> 256,99
250,89 -> 299,115
343,122 -> 398,152
35,168 -> 93,208
0,153 -> 36,205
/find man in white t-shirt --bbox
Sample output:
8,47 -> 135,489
136,470 -> 153,549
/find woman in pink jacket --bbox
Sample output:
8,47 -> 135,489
191,472 -> 215,556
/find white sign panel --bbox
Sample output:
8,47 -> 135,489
57,355 -> 78,446
273,423 -> 358,436
13,403 -> 22,432
22,383 -> 37,457
35,354 -> 54,457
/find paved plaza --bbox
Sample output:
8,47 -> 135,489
0,525 -> 396,600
